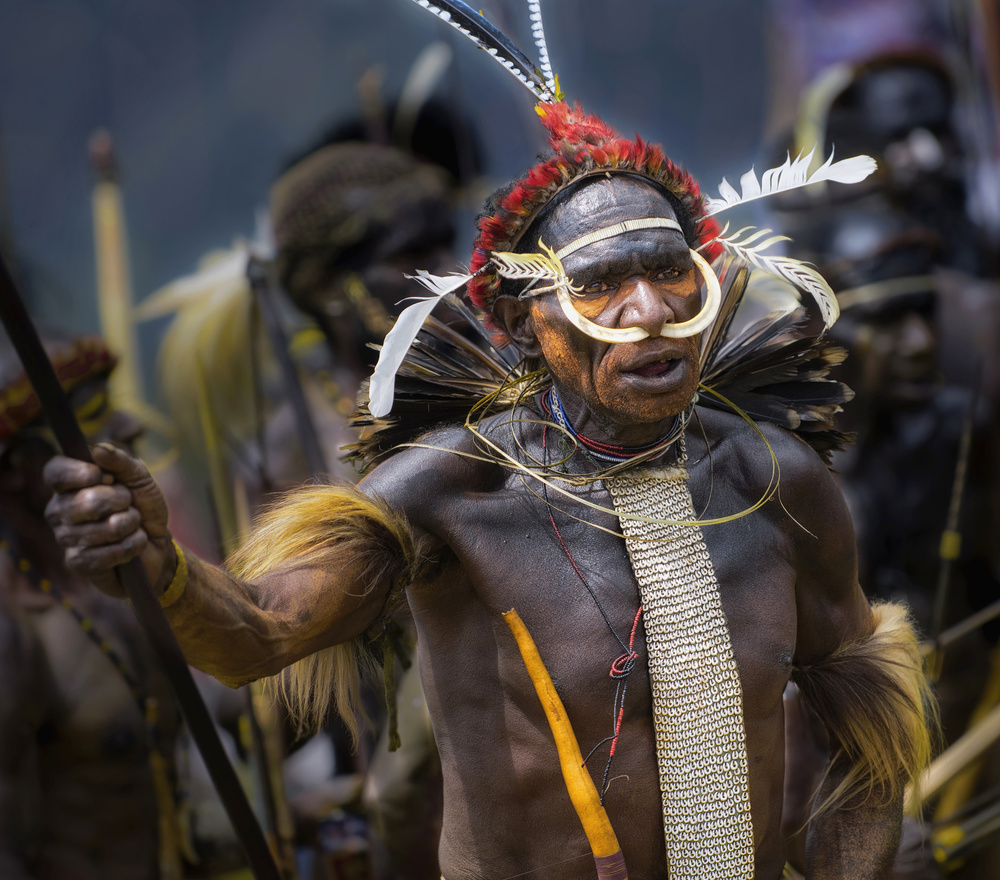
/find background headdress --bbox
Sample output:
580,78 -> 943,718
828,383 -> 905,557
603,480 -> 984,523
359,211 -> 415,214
0,330 -> 115,442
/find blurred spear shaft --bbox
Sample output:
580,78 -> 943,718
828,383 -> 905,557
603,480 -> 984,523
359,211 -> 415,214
90,130 -> 144,415
246,256 -> 328,476
930,378 -> 980,648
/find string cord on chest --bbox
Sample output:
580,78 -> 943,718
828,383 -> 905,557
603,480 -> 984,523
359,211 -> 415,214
540,423 -> 642,803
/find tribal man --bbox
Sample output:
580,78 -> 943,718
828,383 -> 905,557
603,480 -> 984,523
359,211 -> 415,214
0,329 -> 181,880
41,14 -> 933,875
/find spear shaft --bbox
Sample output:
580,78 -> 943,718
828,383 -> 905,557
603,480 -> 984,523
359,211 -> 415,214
0,252 -> 281,880
246,256 -> 328,477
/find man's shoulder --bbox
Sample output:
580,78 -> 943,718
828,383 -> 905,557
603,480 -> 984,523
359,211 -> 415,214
694,404 -> 829,481
360,418 -> 511,509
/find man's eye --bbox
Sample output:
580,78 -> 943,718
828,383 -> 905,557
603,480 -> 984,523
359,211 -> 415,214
652,267 -> 682,282
581,280 -> 615,295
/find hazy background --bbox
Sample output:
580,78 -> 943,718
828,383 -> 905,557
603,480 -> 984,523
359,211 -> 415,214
0,0 -> 770,343
1,0 -> 976,356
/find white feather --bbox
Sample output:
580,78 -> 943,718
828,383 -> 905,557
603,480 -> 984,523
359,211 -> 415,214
704,148 -> 877,216
367,270 -> 473,417
408,269 -> 475,297
712,225 -> 840,328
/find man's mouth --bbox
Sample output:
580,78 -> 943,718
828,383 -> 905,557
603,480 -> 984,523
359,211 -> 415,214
628,357 -> 679,378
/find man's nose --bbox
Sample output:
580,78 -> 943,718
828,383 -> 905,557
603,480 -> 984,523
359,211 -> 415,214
618,277 -> 675,334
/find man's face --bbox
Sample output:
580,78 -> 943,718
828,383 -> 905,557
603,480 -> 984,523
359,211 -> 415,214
518,177 -> 702,444
0,374 -> 142,514
833,295 -> 938,409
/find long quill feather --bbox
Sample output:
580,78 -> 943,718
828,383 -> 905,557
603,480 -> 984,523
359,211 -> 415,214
368,270 -> 473,417
409,0 -> 553,101
704,148 -> 877,216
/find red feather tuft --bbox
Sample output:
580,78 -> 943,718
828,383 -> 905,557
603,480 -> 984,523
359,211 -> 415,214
469,100 -> 717,320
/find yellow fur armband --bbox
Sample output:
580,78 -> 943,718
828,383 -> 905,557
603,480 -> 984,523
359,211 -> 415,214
792,601 -> 937,814
158,541 -> 188,608
226,483 -> 421,748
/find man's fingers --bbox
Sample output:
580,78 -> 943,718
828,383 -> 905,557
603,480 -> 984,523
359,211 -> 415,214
92,443 -> 155,489
63,528 -> 148,576
42,456 -> 106,494
43,445 -> 171,590
45,483 -> 133,526
91,443 -> 169,535
44,447 -> 152,495
52,507 -> 142,549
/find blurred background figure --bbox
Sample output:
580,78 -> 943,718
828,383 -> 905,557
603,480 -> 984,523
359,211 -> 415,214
0,327 -> 184,880
770,51 -> 999,625
269,78 -> 481,880
764,13 -> 1000,875
138,50 -> 480,879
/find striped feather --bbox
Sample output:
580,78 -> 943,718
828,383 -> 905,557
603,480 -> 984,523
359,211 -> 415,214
526,0 -> 557,96
408,0 -> 553,101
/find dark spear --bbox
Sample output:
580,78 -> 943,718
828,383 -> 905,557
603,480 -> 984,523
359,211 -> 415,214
0,253 -> 282,880
246,256 -> 328,477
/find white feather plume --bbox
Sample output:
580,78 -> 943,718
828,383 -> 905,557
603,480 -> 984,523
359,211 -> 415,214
368,270 -> 473,418
407,269 -> 476,298
711,224 -> 840,328
704,148 -> 877,216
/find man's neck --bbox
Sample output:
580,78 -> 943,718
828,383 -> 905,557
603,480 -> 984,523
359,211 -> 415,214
546,382 -> 686,449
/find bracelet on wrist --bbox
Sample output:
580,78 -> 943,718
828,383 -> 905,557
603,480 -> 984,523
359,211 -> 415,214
158,540 -> 188,608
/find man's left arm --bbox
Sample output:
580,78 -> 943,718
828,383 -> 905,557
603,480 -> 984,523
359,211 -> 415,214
782,437 -> 934,880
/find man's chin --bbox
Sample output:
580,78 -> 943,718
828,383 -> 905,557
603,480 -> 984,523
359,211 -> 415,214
601,385 -> 699,435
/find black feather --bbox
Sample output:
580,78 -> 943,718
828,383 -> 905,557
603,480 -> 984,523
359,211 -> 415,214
701,305 -> 855,466
409,0 -> 553,100
700,257 -> 751,369
346,291 -> 855,471
345,303 -> 524,471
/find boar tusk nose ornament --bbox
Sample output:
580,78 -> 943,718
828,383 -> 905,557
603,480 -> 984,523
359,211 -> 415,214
552,248 -> 721,344
491,218 -> 721,344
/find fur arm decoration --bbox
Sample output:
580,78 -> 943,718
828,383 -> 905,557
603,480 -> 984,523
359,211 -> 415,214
227,483 -> 422,747
792,601 -> 937,815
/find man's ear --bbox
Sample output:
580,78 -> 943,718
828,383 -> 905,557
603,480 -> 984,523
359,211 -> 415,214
492,296 -> 542,358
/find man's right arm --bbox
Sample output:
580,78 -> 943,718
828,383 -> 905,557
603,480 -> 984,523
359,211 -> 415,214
43,444 -> 415,687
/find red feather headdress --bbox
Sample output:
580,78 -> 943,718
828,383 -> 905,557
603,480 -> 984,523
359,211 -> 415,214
467,101 -> 723,312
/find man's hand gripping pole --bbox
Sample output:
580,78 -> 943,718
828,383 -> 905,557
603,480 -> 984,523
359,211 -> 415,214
0,253 -> 283,880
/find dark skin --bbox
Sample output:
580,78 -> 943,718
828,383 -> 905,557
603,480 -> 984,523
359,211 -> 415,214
0,377 -> 179,880
44,178 -> 898,879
